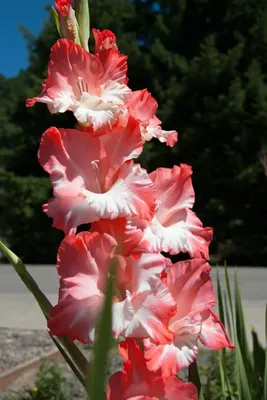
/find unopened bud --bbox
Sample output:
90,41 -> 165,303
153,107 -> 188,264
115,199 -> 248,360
53,0 -> 81,46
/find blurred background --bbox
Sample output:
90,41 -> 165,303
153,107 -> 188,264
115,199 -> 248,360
1,0 -> 267,265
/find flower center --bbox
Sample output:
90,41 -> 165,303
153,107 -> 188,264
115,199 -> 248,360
76,77 -> 89,95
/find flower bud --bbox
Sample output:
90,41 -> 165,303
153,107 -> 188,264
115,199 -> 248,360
54,0 -> 81,46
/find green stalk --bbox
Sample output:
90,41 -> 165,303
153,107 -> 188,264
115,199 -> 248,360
89,259 -> 116,400
75,0 -> 90,51
188,360 -> 205,400
51,335 -> 85,386
0,240 -> 90,380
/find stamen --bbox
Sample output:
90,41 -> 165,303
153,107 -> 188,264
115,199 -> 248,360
76,78 -> 89,98
77,77 -> 85,94
91,160 -> 101,193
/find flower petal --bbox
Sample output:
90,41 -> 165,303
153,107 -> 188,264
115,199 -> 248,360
146,165 -> 212,257
43,160 -> 155,233
144,125 -> 178,147
101,80 -> 131,105
93,29 -> 128,84
127,89 -> 158,122
27,39 -> 103,111
183,209 -> 213,259
150,165 -> 195,223
145,209 -> 213,258
48,294 -> 103,343
126,253 -> 169,293
108,339 -> 198,400
115,279 -> 176,344
163,376 -> 198,400
73,93 -> 120,130
144,315 -> 201,376
38,127 -> 106,197
48,232 -> 117,342
43,195 -> 96,235
200,310 -> 234,350
166,258 -> 216,319
100,116 -> 143,185
91,217 -> 144,256
93,29 -> 118,53
98,161 -> 156,221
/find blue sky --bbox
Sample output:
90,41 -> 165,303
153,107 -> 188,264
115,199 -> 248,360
1,0 -> 53,78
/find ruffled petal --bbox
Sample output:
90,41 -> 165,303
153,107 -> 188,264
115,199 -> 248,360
73,93 -> 120,129
127,89 -> 158,122
144,125 -> 178,147
166,258 -> 216,319
93,29 -> 117,53
144,315 -> 201,376
43,160 -> 155,233
183,209 -> 213,259
93,29 -> 128,84
200,310 -> 234,350
116,279 -> 176,344
144,209 -> 212,258
150,165 -> 195,223
144,166 -> 212,257
101,80 -> 131,105
102,161 -> 156,221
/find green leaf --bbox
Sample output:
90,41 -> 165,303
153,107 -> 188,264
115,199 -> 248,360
264,348 -> 267,400
223,291 -> 233,339
234,272 -> 251,367
264,305 -> 267,400
218,355 -> 227,398
89,259 -> 116,400
188,360 -> 205,399
51,6 -> 61,37
0,240 -> 90,381
216,266 -> 225,326
235,340 -> 253,400
0,239 -> 51,318
50,335 -> 85,387
224,262 -> 234,320
251,328 -> 265,381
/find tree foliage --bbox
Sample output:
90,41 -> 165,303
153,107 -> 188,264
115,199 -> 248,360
1,0 -> 267,264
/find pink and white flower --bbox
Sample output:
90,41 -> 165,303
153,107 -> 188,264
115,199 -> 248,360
126,89 -> 178,147
108,339 -> 198,400
144,259 -> 234,377
133,164 -> 213,258
91,164 -> 212,258
27,38 -> 130,132
38,119 -> 156,235
48,232 -> 176,344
